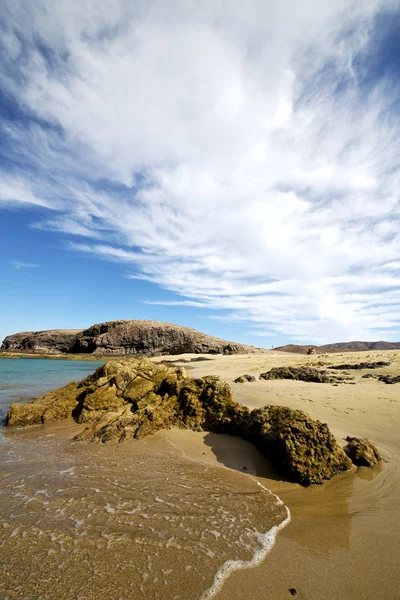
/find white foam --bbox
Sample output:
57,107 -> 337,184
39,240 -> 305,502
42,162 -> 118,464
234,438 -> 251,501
59,467 -> 75,476
200,484 -> 291,600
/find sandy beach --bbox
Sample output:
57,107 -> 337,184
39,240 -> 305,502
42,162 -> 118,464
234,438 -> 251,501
152,350 -> 400,599
1,349 -> 399,599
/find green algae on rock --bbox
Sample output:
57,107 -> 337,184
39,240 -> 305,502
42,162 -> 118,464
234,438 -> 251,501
6,381 -> 83,427
8,358 -> 354,485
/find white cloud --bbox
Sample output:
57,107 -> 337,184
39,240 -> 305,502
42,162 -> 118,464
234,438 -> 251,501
1,0 -> 400,342
11,261 -> 39,270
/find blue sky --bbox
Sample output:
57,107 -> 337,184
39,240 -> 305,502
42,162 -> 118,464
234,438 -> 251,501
1,0 -> 400,348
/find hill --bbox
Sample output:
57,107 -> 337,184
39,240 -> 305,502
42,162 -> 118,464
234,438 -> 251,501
275,341 -> 400,354
1,320 -> 260,356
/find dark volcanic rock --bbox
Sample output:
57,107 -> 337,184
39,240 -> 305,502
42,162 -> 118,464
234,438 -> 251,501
361,373 -> 400,384
344,436 -> 381,467
7,359 -> 353,486
259,366 -> 350,384
71,320 -> 252,356
328,361 -> 390,370
377,374 -> 400,384
1,320 -> 257,356
1,330 -> 83,354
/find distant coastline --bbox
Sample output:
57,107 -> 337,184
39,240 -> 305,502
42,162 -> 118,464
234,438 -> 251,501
0,351 -> 109,361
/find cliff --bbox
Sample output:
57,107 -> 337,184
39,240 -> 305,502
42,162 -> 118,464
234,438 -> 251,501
1,320 -> 258,356
1,329 -> 83,354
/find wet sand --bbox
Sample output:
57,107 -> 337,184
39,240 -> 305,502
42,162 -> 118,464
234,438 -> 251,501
1,349 -> 399,599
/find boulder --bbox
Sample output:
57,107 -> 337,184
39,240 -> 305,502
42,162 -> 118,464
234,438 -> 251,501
7,358 -> 355,486
234,374 -> 256,383
242,406 -> 351,486
344,436 -> 381,467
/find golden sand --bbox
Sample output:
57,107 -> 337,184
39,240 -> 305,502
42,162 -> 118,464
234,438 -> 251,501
1,349 -> 399,599
153,350 -> 400,599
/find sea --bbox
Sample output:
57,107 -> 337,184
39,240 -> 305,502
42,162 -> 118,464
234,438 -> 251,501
0,358 -> 290,600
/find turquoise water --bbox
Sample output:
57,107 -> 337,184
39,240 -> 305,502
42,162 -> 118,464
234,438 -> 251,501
0,358 -> 104,423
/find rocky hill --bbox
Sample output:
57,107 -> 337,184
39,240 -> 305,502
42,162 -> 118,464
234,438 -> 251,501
1,329 -> 83,354
275,341 -> 400,354
1,320 -> 259,356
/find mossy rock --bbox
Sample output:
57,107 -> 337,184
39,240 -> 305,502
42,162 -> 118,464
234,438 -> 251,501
242,406 -> 351,485
7,381 -> 82,427
344,436 -> 381,467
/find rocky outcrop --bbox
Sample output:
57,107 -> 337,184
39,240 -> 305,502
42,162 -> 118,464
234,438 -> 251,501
7,358 -> 353,486
328,361 -> 390,370
376,374 -> 400,384
259,366 -> 354,384
242,407 -> 351,486
1,320 -> 258,356
233,374 -> 257,383
1,330 -> 83,354
361,374 -> 400,384
7,382 -> 83,426
344,436 -> 381,467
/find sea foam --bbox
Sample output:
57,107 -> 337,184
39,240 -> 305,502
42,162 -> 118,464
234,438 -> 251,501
200,482 -> 291,600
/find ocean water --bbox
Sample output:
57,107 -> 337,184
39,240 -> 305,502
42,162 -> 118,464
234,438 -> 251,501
0,358 -> 290,599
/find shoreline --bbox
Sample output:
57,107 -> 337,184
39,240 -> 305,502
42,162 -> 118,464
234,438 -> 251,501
2,349 -> 399,599
0,352 -> 109,361
172,350 -> 400,600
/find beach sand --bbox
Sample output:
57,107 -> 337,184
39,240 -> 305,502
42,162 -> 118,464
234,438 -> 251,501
153,350 -> 400,599
2,349 -> 399,599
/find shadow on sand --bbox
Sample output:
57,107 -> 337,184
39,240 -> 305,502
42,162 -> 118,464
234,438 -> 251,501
202,431 -> 283,482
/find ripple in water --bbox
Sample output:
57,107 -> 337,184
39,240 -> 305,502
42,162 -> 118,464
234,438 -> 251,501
0,430 -> 289,600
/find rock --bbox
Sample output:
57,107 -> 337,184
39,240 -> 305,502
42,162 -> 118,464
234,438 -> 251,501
344,436 -> 381,467
1,330 -> 83,354
2,320 -> 260,356
259,366 -> 342,384
234,374 -> 256,383
288,589 -> 297,596
242,406 -> 351,486
328,361 -> 390,370
7,381 -> 82,426
377,375 -> 400,384
7,358 -> 353,486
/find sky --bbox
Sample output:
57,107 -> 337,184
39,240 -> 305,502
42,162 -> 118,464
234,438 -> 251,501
1,0 -> 400,348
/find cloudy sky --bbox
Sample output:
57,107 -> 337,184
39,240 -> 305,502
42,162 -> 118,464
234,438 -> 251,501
1,0 -> 400,347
